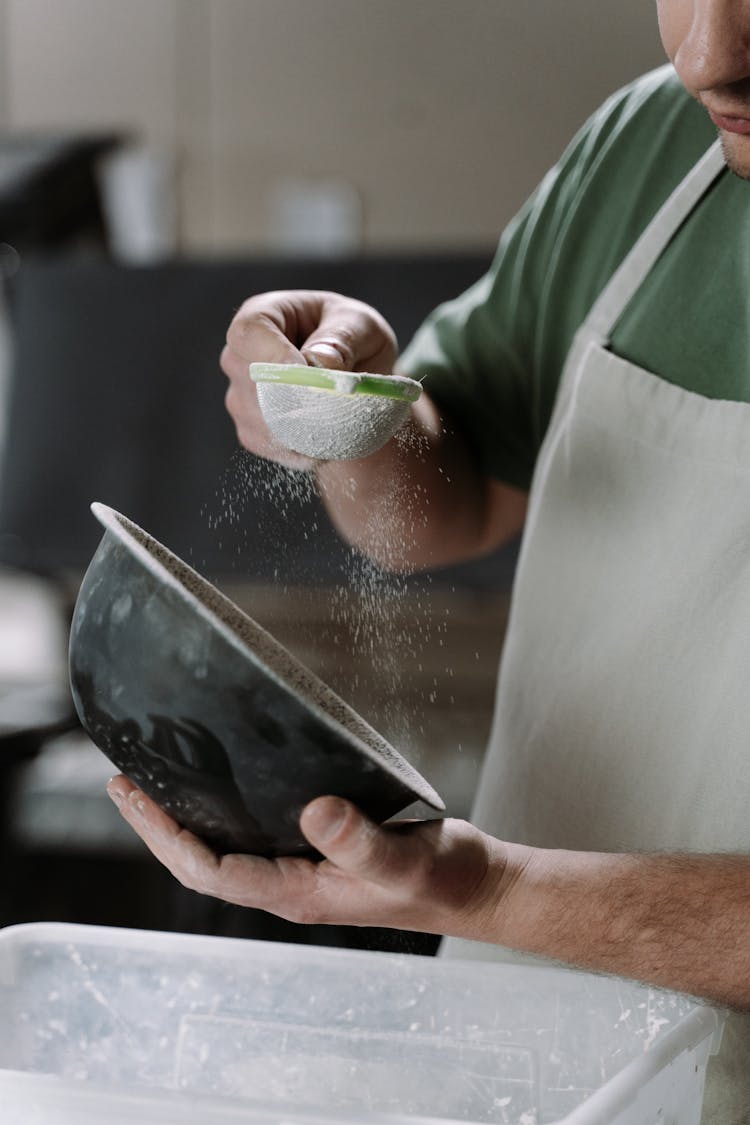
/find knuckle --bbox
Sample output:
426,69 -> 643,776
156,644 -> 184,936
276,884 -> 325,925
226,321 -> 254,353
224,383 -> 249,421
219,344 -> 237,377
226,309 -> 250,344
226,300 -> 270,347
333,321 -> 358,350
284,901 -> 318,926
174,866 -> 202,894
352,827 -> 392,877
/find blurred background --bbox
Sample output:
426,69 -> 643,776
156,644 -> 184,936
0,0 -> 664,948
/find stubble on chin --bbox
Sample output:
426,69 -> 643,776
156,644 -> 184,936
718,133 -> 750,181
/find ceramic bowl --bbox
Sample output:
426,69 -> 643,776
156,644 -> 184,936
68,504 -> 443,856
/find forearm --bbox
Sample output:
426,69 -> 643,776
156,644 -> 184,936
487,845 -> 750,1009
315,395 -> 527,571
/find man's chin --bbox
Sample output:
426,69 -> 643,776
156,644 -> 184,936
719,133 -> 750,181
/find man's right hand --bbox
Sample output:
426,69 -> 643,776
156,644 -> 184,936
220,287 -> 527,571
220,290 -> 398,468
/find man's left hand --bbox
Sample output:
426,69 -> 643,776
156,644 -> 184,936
106,776 -> 525,938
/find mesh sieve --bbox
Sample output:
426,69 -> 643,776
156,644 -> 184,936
251,363 -> 422,461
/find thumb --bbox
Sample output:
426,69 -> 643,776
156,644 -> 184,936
302,340 -> 351,372
300,797 -> 416,887
300,301 -> 396,374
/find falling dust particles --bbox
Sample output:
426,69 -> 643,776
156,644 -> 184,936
199,435 -> 453,760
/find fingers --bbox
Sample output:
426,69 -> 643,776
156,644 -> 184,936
223,290 -> 397,376
221,297 -> 304,462
107,775 -> 319,912
107,781 -> 415,902
107,776 -> 222,889
106,779 -> 413,918
221,294 -> 306,462
224,298 -> 307,376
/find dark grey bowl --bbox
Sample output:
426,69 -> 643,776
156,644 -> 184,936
69,504 -> 443,856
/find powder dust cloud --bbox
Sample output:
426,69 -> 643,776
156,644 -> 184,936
197,445 -> 504,956
198,447 -> 453,771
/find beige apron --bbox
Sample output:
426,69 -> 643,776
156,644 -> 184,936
444,139 -> 749,1123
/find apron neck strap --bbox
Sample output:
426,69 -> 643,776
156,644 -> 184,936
585,139 -> 725,345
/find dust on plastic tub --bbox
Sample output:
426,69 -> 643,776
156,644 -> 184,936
0,922 -> 724,1125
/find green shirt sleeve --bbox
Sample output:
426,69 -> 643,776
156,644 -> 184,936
399,66 -> 714,490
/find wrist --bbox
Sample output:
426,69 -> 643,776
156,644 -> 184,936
480,846 -> 645,967
452,837 -> 538,944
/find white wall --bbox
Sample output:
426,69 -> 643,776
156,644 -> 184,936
0,0 -> 667,253
0,0 -> 8,130
3,0 -> 178,143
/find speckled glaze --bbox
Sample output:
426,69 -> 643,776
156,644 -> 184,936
68,504 -> 443,856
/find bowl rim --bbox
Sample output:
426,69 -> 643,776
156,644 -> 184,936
87,502 -> 444,811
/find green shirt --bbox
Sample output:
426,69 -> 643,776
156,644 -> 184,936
400,65 -> 750,491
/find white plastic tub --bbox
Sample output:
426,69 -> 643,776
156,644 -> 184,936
0,922 -> 723,1125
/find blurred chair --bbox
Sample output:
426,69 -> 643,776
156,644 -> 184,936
0,133 -> 121,254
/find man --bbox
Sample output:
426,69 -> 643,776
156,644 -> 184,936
108,3 -> 750,1119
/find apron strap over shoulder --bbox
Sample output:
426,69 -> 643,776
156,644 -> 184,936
585,139 -> 725,345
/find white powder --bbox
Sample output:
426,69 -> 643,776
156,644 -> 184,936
257,381 -> 413,461
199,449 -> 447,764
